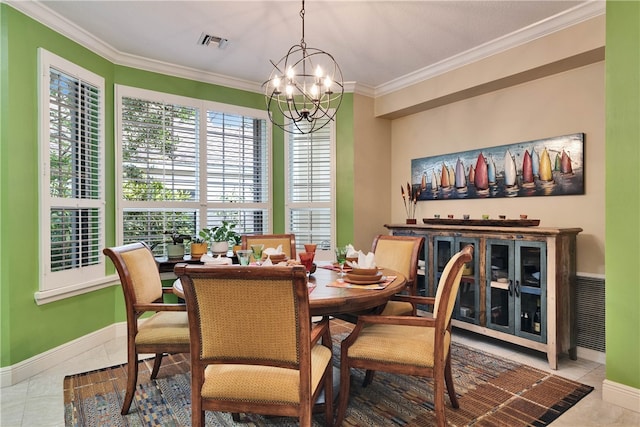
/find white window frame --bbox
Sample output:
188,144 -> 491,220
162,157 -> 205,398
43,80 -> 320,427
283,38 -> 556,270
115,85 -> 272,251
284,117 -> 336,261
36,49 -> 111,305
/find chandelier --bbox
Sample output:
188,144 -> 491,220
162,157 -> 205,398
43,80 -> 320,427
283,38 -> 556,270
264,0 -> 344,134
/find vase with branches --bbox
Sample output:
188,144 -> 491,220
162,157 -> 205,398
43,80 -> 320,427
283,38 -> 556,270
401,182 -> 420,224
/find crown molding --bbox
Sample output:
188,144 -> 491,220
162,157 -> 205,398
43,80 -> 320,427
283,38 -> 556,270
4,0 -> 262,93
374,0 -> 606,97
6,0 -> 604,99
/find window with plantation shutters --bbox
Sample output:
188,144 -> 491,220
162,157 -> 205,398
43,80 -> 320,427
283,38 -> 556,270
116,87 -> 270,256
37,49 -> 106,303
205,111 -> 270,235
285,118 -> 336,257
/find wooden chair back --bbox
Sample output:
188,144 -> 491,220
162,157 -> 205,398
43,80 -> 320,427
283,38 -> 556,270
242,234 -> 297,259
372,234 -> 424,295
175,264 -> 333,426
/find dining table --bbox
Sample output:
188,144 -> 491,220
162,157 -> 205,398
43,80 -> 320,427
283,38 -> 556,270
171,261 -> 407,317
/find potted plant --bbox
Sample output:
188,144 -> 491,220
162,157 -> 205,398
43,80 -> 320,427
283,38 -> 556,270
190,235 -> 208,259
203,220 -> 241,254
164,231 -> 191,259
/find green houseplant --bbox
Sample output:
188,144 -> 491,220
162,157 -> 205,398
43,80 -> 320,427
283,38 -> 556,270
201,220 -> 241,254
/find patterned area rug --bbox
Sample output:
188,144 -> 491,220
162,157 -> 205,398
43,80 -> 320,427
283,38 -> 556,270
64,334 -> 593,426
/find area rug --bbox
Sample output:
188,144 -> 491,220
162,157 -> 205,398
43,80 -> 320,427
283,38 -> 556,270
64,334 -> 593,426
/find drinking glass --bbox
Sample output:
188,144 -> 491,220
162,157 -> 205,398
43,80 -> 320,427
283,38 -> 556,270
236,250 -> 252,266
299,252 -> 315,276
251,244 -> 264,265
304,243 -> 317,254
335,246 -> 348,277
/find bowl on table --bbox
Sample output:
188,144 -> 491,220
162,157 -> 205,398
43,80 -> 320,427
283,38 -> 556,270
350,267 -> 379,276
264,253 -> 288,264
345,270 -> 383,284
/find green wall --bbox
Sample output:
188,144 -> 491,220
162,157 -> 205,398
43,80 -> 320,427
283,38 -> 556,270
0,3 -> 355,367
1,4 -> 119,367
605,0 -> 640,390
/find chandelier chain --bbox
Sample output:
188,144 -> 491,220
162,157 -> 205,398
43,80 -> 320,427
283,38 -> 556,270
300,0 -> 305,48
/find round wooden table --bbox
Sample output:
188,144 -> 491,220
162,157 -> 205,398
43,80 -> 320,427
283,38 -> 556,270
172,262 -> 406,317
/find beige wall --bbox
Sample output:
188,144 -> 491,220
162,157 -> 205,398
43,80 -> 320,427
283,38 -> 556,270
352,94 -> 393,251
380,16 -> 605,275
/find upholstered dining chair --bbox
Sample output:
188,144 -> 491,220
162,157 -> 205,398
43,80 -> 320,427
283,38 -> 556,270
334,244 -> 474,427
242,233 -> 297,259
372,234 -> 425,316
175,264 -> 333,427
102,242 -> 190,415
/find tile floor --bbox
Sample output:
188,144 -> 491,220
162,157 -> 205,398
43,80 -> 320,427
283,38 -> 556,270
1,319 -> 638,426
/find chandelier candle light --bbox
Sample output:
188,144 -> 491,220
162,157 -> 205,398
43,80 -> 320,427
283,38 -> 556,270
264,0 -> 344,134
402,182 -> 420,224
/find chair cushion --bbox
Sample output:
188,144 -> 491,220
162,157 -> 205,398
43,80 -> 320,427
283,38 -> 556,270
201,344 -> 332,404
135,311 -> 190,345
347,324 -> 450,368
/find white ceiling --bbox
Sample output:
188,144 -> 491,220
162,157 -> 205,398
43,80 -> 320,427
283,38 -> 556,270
16,0 -> 603,95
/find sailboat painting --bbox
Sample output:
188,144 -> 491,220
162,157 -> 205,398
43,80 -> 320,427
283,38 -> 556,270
411,132 -> 584,200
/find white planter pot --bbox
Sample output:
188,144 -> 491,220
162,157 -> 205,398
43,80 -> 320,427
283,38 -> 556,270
166,244 -> 184,259
210,241 -> 229,255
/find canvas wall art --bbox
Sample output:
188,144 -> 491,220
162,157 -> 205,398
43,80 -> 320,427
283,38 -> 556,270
410,133 -> 584,200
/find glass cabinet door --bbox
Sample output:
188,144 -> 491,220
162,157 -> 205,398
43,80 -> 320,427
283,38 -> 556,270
455,238 -> 479,324
486,239 -> 515,334
432,237 -> 454,297
434,236 -> 479,324
515,241 -> 547,342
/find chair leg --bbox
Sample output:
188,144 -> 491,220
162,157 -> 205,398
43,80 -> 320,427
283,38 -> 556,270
362,369 -> 375,387
232,413 -> 241,421
192,383 -> 205,427
433,373 -> 446,427
121,348 -> 139,415
334,362 -> 352,426
323,366 -> 334,427
192,408 -> 205,427
150,352 -> 164,379
445,353 -> 459,408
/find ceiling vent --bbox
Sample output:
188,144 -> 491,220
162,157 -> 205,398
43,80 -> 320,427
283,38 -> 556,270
198,32 -> 229,49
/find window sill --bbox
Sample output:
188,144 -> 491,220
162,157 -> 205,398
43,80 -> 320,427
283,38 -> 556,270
34,274 -> 120,305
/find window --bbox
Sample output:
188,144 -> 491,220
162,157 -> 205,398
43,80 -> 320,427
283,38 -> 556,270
285,117 -> 336,258
116,87 -> 270,256
37,49 -> 106,303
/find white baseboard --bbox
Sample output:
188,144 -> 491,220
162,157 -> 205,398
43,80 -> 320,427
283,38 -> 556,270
0,322 -> 127,388
603,379 -> 640,413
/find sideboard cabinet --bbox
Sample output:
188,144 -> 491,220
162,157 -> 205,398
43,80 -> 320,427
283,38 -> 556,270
385,223 -> 582,369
